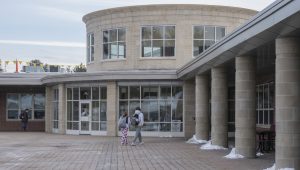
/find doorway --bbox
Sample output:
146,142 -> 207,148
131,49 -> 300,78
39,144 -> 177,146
79,101 -> 91,134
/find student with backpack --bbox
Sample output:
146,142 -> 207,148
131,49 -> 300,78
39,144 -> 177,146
131,107 -> 144,146
118,111 -> 130,145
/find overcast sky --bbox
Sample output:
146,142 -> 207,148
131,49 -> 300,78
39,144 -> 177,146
0,0 -> 275,72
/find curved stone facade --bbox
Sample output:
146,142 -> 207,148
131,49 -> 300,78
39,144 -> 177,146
83,4 -> 256,72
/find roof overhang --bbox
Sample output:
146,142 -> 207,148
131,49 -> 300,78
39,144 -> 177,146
41,70 -> 178,85
0,73 -> 47,85
177,0 -> 300,79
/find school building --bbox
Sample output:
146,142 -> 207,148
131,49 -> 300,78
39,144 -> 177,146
0,1 -> 300,168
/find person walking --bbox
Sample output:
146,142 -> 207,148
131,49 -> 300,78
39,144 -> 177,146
131,107 -> 144,146
19,109 -> 29,131
118,112 -> 130,145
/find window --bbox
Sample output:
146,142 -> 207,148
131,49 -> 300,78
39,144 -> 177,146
52,89 -> 59,129
119,84 -> 183,132
141,26 -> 175,57
7,93 -> 45,120
87,33 -> 94,63
193,26 -> 225,57
103,28 -> 126,59
256,82 -> 274,125
66,86 -> 107,131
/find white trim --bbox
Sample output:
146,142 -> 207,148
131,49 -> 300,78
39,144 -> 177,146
66,130 -> 80,135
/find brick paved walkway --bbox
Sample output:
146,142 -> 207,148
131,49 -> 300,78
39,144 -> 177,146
0,132 -> 274,170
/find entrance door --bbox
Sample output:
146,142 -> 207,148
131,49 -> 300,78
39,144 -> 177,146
80,101 -> 91,134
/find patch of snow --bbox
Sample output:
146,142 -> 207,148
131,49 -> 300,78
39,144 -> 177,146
224,148 -> 244,159
256,152 -> 264,157
263,164 -> 295,170
186,135 -> 208,144
264,164 -> 275,170
200,140 -> 227,150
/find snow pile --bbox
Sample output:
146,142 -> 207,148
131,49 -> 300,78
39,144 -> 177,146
264,164 -> 275,170
256,152 -> 264,157
263,164 -> 295,170
224,148 -> 244,159
200,140 -> 227,150
186,135 -> 208,144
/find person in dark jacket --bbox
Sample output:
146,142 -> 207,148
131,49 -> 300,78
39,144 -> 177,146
19,109 -> 29,131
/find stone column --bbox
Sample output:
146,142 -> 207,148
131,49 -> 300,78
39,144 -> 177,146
107,81 -> 117,136
235,56 -> 256,158
211,67 -> 228,147
45,86 -> 52,133
184,79 -> 195,138
275,38 -> 300,169
58,84 -> 66,134
195,75 -> 209,140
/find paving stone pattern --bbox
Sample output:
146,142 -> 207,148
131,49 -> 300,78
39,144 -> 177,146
0,133 -> 274,170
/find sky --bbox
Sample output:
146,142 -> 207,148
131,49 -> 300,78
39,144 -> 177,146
0,0 -> 275,72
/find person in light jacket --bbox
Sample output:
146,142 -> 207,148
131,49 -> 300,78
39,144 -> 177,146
131,107 -> 144,146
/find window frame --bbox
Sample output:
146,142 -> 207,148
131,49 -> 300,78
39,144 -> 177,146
192,25 -> 226,57
87,33 -> 95,64
52,88 -> 59,129
6,93 -> 45,121
102,28 -> 126,60
118,84 -> 183,132
140,25 -> 176,58
256,82 -> 274,126
66,86 -> 107,131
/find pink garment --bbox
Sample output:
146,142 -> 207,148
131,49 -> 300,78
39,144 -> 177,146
120,127 -> 128,145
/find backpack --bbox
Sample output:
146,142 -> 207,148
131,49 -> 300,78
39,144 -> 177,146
131,114 -> 139,126
118,116 -> 127,129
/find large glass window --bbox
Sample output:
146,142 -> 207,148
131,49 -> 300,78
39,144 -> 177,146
193,26 -> 225,57
66,86 -> 107,131
119,84 -> 183,132
87,33 -> 94,63
103,28 -> 126,59
256,82 -> 274,125
7,93 -> 45,121
141,26 -> 175,57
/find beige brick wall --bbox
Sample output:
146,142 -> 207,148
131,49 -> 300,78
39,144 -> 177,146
45,86 -> 52,133
83,4 -> 257,72
106,81 -> 118,136
183,79 -> 195,138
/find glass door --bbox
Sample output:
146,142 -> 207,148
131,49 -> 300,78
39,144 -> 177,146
80,101 -> 91,134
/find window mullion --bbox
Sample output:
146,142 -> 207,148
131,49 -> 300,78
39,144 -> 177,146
163,27 -> 165,57
149,27 -> 152,57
